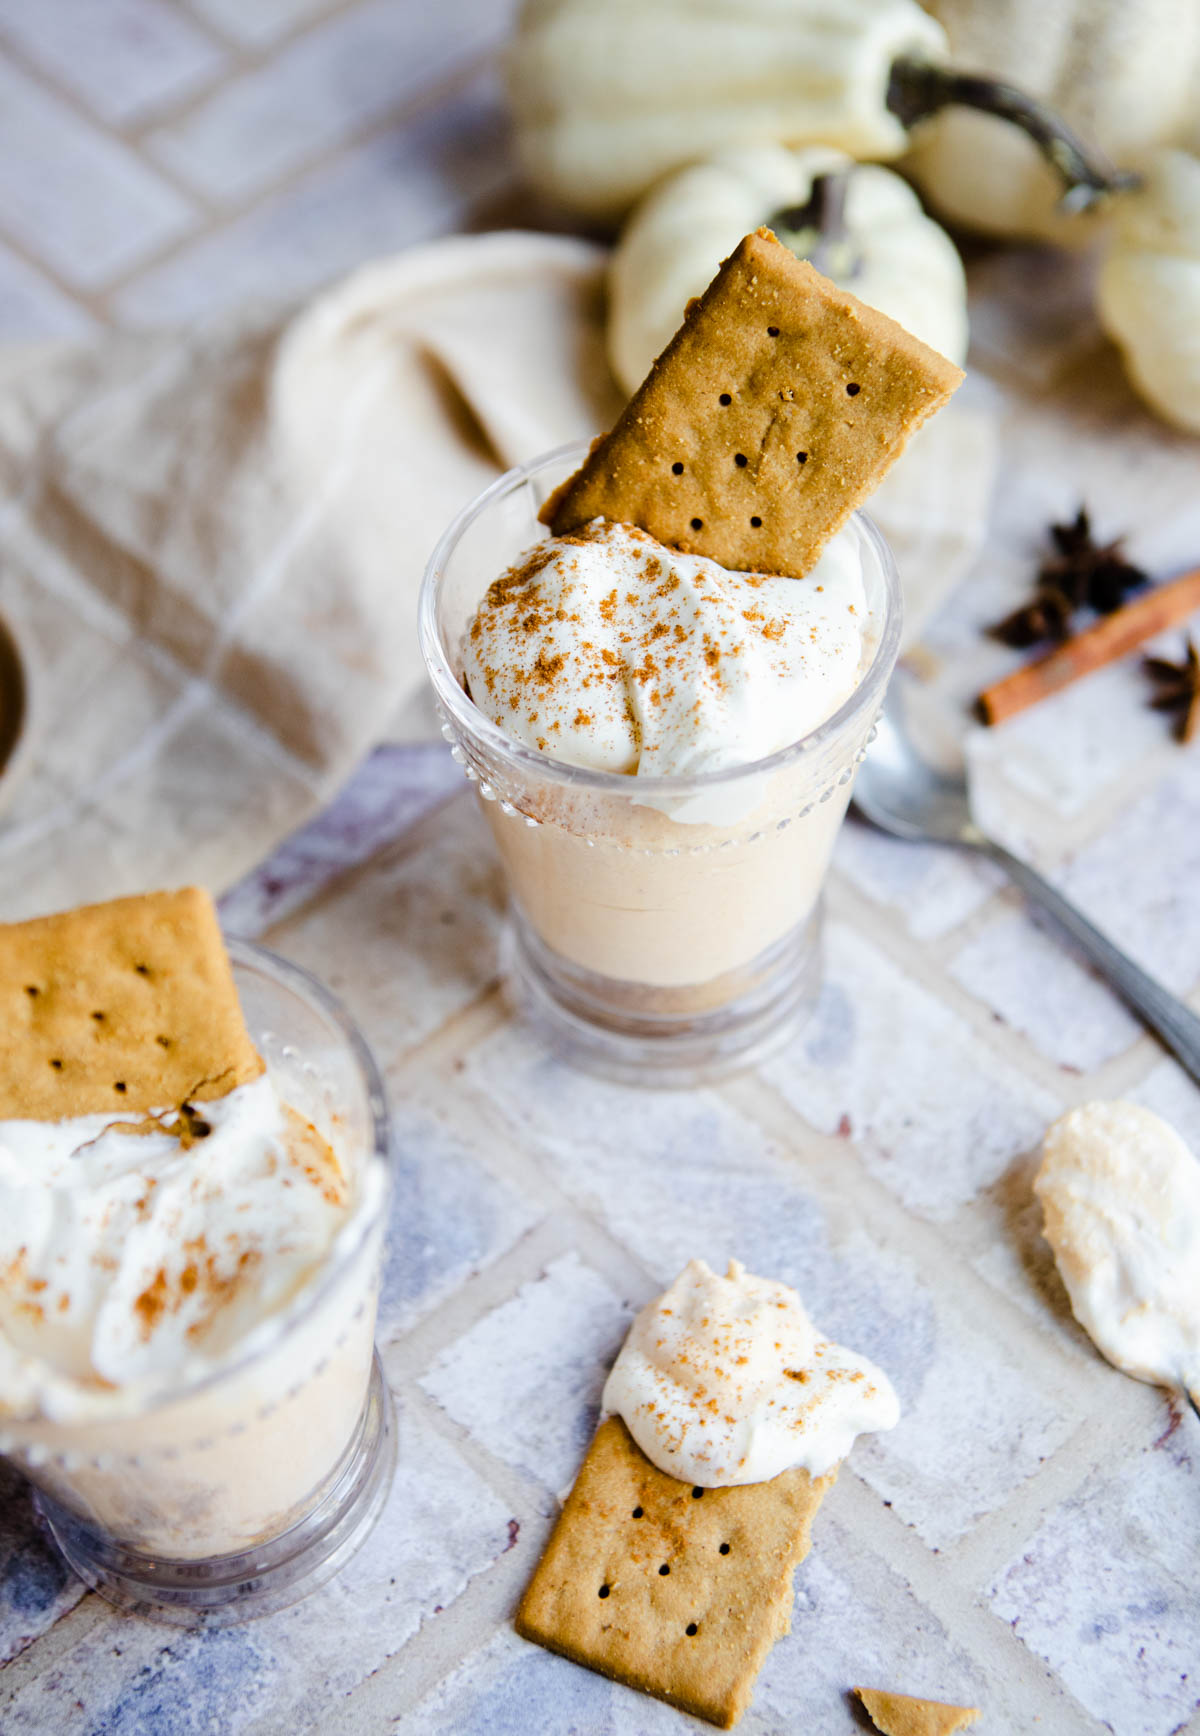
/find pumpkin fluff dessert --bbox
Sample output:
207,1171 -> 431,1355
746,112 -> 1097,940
423,229 -> 960,1073
516,1258 -> 899,1726
0,889 -> 389,1594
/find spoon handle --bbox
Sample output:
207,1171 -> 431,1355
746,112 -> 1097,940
985,842 -> 1200,1088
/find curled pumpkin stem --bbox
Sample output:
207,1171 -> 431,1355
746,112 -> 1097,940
769,170 -> 863,280
887,56 -> 1141,213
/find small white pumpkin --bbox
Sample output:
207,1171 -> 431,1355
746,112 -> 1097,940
608,143 -> 968,395
909,0 -> 1200,242
1097,150 -> 1200,435
507,0 -> 945,222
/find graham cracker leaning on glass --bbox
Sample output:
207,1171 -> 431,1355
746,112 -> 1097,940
0,887 -> 263,1120
515,1415 -> 834,1729
856,1686 -> 981,1735
541,228 -> 963,579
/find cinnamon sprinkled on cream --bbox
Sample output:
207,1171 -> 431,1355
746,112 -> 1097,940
461,520 -> 870,791
602,1258 -> 898,1485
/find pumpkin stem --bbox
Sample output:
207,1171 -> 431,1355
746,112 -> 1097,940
888,57 -> 1140,213
769,170 -> 862,281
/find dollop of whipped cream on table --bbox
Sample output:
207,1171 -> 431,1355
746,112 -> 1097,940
0,1073 -> 358,1422
462,518 -> 870,790
1035,1101 -> 1200,1402
602,1258 -> 899,1485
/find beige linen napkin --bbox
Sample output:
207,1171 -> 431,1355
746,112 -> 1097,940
0,230 -> 992,921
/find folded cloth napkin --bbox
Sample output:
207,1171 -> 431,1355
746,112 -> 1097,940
0,230 -> 993,921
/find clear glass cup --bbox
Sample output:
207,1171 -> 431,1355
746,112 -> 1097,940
419,441 -> 902,1084
0,940 -> 395,1625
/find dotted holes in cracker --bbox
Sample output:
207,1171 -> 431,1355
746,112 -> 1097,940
671,462 -> 684,475
767,326 -> 780,337
134,963 -> 151,978
658,1563 -> 670,1576
718,393 -> 732,406
796,452 -> 808,465
690,518 -> 703,531
734,454 -> 747,468
598,1584 -> 611,1599
719,1542 -> 730,1555
686,1623 -> 699,1636
846,383 -> 860,396
750,516 -> 762,528
632,1506 -> 644,1519
156,1035 -> 171,1049
114,1082 -> 127,1094
25,984 -> 39,998
49,1058 -> 63,1071
691,1487 -> 704,1499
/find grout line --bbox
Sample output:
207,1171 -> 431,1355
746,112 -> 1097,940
0,24 -> 214,221
829,1473 -> 1111,1736
0,1592 -> 108,1712
822,873 -> 1082,1106
94,39 -> 506,315
936,1378 -> 1166,1588
378,1213 -> 586,1385
385,984 -> 511,1090
309,1543 -> 526,1736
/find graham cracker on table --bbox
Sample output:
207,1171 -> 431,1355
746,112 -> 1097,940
856,1686 -> 981,1735
0,887 -> 263,1120
541,227 -> 963,579
515,1415 -> 834,1729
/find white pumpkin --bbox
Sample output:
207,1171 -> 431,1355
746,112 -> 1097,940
507,0 -> 945,222
1098,150 -> 1200,434
608,144 -> 968,396
908,0 -> 1200,242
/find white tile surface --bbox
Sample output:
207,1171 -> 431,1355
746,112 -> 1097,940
420,1253 -> 633,1494
183,0 -> 340,49
763,922 -> 1063,1221
991,1429 -> 1200,1736
115,70 -> 512,325
0,242 -> 98,340
377,1098 -> 541,1342
148,0 -> 512,202
948,907 -> 1143,1074
832,816 -> 1003,944
0,57 -> 194,289
0,0 -> 226,126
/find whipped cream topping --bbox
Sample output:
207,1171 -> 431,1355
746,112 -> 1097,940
602,1258 -> 899,1485
1036,1101 -> 1200,1402
0,1074 -> 364,1423
462,519 -> 870,791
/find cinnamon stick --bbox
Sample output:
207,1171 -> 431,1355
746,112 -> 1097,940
978,565 -> 1200,726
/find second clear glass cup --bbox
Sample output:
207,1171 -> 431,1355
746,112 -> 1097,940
420,442 -> 902,1084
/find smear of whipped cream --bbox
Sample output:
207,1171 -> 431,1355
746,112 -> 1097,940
602,1258 -> 899,1485
1036,1101 -> 1200,1403
0,1074 -> 370,1422
461,519 -> 870,820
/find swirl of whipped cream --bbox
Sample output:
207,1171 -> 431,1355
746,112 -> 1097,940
0,1074 -> 361,1422
462,520 -> 870,789
602,1258 -> 899,1485
1036,1101 -> 1200,1402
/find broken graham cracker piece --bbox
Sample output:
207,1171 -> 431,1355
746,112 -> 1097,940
542,227 -> 963,580
0,887 -> 263,1120
856,1686 -> 981,1736
515,1415 -> 834,1729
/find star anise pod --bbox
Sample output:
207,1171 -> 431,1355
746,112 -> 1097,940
991,508 -> 1149,648
1144,638 -> 1200,743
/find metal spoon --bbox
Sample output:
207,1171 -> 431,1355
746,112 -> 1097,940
853,690 -> 1200,1089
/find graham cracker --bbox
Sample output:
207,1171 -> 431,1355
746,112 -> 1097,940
541,228 -> 963,579
856,1686 -> 981,1736
515,1415 -> 834,1728
0,887 -> 263,1120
